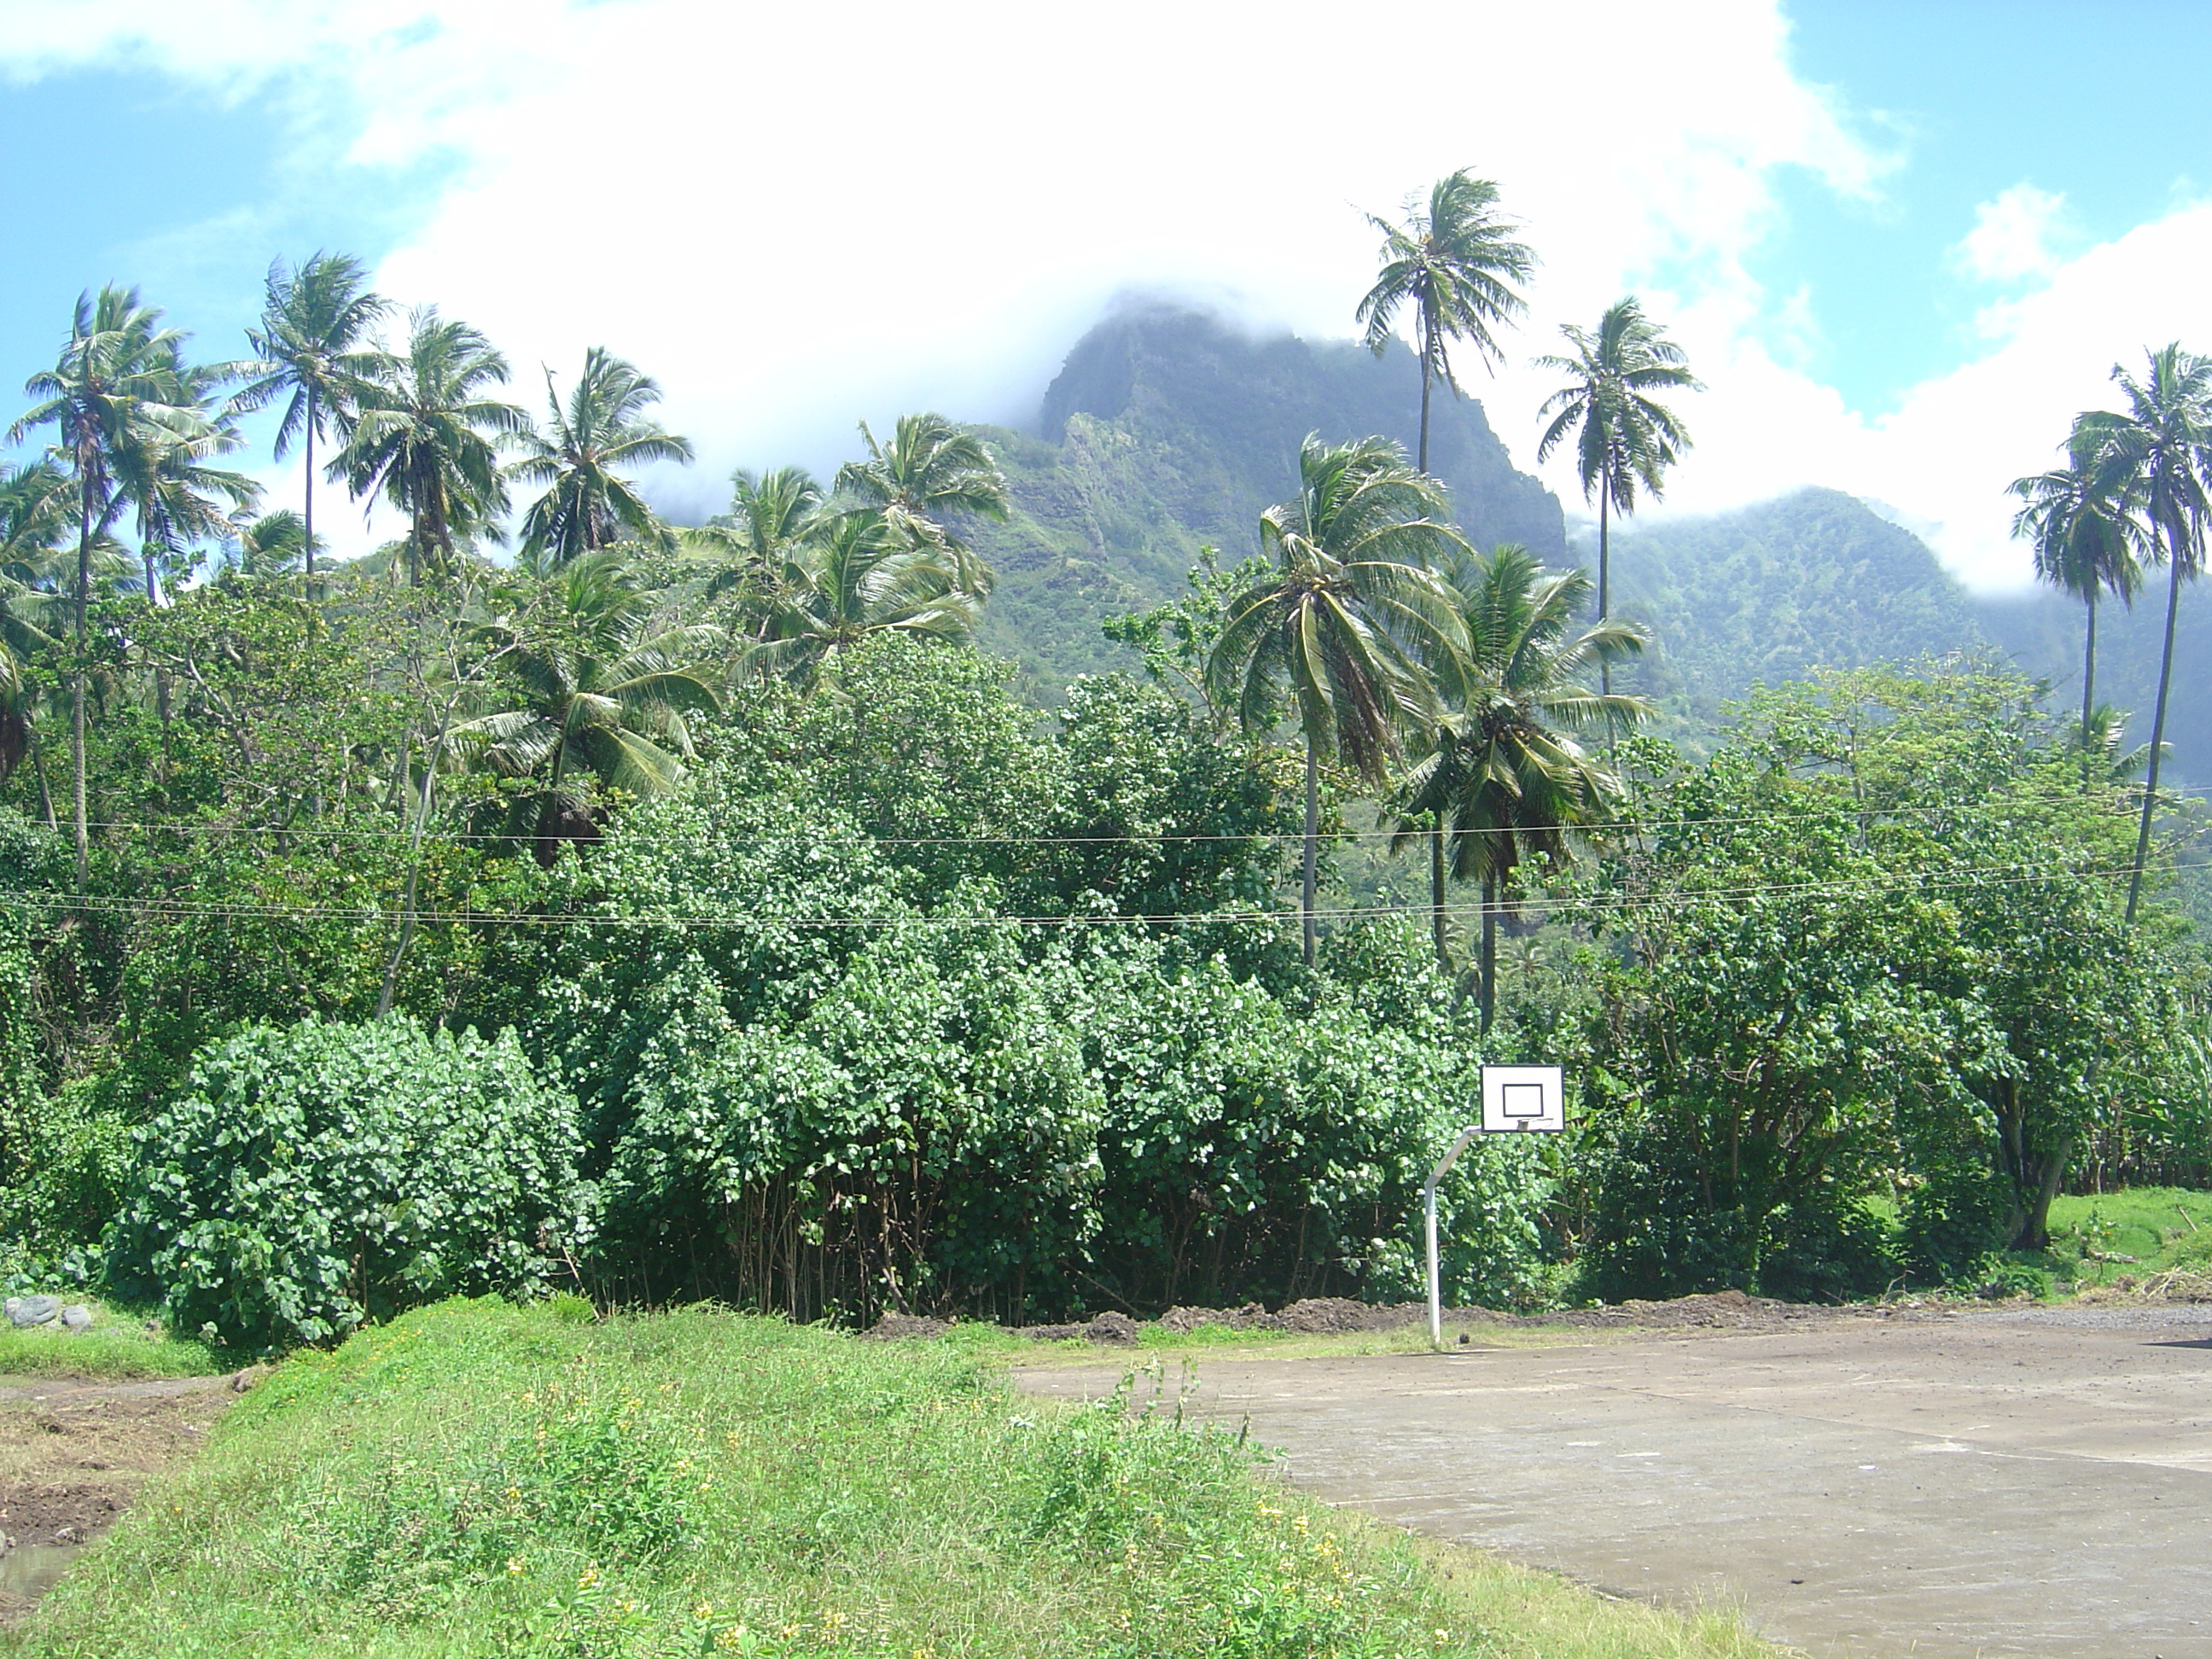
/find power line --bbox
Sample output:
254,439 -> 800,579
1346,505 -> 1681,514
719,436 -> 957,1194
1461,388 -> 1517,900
7,853 -> 2197,934
54,778 -> 2212,851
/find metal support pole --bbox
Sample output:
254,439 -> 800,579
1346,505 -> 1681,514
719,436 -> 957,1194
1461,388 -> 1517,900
1423,1125 -> 1480,1351
1426,1183 -> 1441,1348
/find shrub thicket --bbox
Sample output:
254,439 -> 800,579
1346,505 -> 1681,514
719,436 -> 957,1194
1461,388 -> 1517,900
108,1017 -> 592,1349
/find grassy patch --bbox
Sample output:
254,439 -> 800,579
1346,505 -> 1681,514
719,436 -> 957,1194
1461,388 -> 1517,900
0,1299 -> 224,1380
2046,1187 -> 2212,1283
3,1299 -> 1783,1659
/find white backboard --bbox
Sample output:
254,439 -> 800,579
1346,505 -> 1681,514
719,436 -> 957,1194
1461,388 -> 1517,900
1481,1065 -> 1565,1132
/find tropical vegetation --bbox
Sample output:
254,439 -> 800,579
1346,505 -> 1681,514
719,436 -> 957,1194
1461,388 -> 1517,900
0,175 -> 2202,1369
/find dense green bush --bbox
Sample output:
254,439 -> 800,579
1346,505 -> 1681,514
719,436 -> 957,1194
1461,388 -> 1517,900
108,1016 -> 593,1350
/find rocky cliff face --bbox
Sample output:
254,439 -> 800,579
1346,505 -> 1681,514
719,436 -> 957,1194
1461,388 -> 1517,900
966,304 -> 1565,696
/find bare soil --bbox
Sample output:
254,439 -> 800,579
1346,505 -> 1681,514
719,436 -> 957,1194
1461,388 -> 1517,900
0,1375 -> 236,1618
868,1286 -> 1992,1345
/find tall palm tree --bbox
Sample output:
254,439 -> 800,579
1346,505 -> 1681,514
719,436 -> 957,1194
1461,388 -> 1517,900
456,550 -> 721,864
688,466 -> 827,637
332,308 -> 528,586
834,413 -> 1009,594
1205,434 -> 1470,965
236,253 -> 391,585
0,463 -> 71,794
9,286 -> 202,880
744,508 -> 979,689
1533,297 -> 1701,703
509,346 -> 694,571
117,367 -> 261,603
2075,342 -> 2212,923
2008,420 -> 2144,768
1356,171 -> 1537,474
1394,546 -> 1650,1024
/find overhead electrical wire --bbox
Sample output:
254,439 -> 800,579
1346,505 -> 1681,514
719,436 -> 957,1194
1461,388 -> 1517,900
54,777 -> 2212,851
6,853 -> 2201,934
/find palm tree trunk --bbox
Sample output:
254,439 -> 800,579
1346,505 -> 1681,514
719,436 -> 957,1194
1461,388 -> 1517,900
2126,541 -> 2187,923
303,387 -> 317,591
1478,874 -> 1497,1036
70,470 -> 91,887
2080,596 -> 2097,789
1302,740 -> 1319,967
32,733 -> 55,831
1417,310 -> 1433,476
1598,488 -> 1616,759
534,736 -> 571,868
1430,821 -> 1447,975
143,548 -> 158,606
376,732 -> 443,1019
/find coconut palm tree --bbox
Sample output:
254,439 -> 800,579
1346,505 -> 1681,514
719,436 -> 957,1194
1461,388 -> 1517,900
2075,343 -> 2212,923
509,347 -> 695,571
9,286 -> 204,879
1356,172 -> 1536,474
236,253 -> 391,585
331,308 -> 528,586
0,463 -> 70,795
224,509 -> 322,579
1205,434 -> 1470,965
116,369 -> 261,603
834,413 -> 1009,593
1394,545 -> 1650,1025
455,550 -> 721,864
743,508 -> 979,690
2008,421 -> 2145,770
1534,297 -> 1700,703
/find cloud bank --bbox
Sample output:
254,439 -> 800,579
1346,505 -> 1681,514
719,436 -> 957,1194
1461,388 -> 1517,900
9,1 -> 2212,588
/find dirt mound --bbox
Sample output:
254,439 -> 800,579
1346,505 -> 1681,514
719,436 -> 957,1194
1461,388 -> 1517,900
2075,1269 -> 2212,1305
860,1313 -> 952,1342
0,1377 -> 234,1618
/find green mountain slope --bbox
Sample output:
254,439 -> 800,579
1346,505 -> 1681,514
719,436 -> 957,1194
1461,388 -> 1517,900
952,308 -> 2206,780
1599,487 -> 1991,723
1976,580 -> 2211,785
967,305 -> 1564,695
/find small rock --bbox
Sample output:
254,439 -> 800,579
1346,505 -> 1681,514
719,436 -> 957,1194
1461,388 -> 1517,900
59,1305 -> 91,1333
229,1365 -> 269,1394
0,1532 -> 14,1557
8,1295 -> 59,1329
1081,1311 -> 1141,1345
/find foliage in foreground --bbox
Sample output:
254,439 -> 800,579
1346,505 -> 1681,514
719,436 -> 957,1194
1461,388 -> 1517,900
2,1300 -> 1780,1659
108,1018 -> 593,1350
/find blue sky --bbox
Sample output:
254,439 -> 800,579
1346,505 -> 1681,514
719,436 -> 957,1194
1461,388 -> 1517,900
1770,0 -> 2212,414
1,0 -> 2208,585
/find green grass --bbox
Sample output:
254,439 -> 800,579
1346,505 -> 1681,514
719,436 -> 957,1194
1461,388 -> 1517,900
0,1297 -> 224,1380
2045,1187 -> 2212,1283
2,1298 -> 1784,1659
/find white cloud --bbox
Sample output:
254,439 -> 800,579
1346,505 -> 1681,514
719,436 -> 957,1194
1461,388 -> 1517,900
1953,182 -> 2073,285
1629,200 -> 2212,591
36,0 -> 2167,597
0,1 -> 1885,521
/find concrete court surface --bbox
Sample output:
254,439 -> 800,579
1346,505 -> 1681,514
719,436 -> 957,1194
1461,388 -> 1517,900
1016,1305 -> 2212,1659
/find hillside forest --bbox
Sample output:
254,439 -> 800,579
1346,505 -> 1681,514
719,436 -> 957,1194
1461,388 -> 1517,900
2,176 -> 2209,1353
